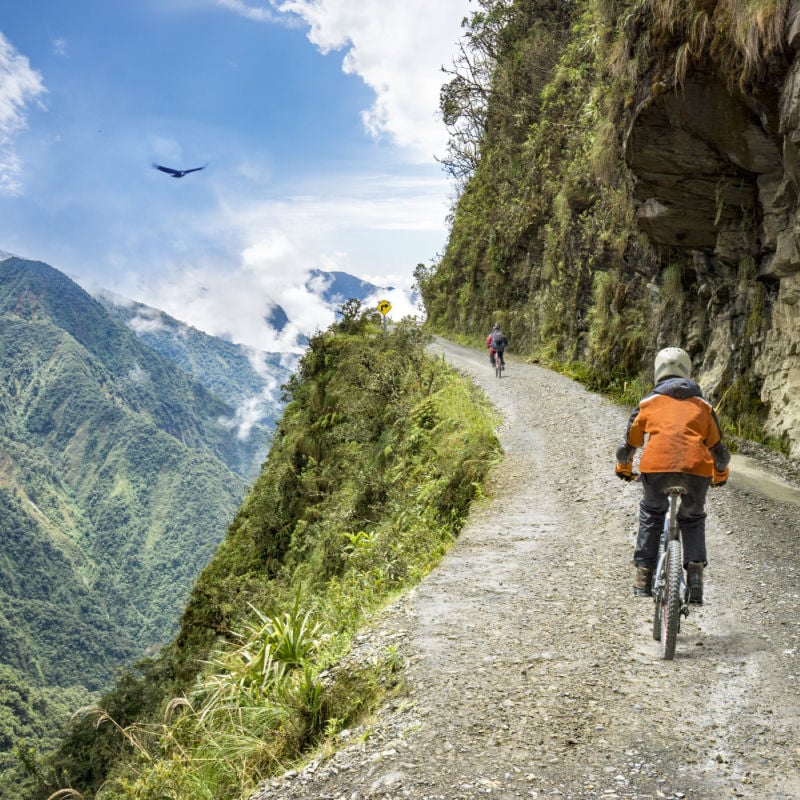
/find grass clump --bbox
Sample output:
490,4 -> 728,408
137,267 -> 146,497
715,376 -> 790,454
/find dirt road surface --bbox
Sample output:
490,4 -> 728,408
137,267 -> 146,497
254,340 -> 800,800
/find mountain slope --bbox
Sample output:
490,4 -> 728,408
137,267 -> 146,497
305,268 -> 394,306
0,259 -> 243,465
42,318 -> 500,798
421,0 -> 795,454
0,258 -> 256,793
96,268 -> 399,478
97,294 -> 290,479
0,257 -> 253,670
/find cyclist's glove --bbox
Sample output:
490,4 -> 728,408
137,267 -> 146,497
615,462 -> 634,481
711,466 -> 729,487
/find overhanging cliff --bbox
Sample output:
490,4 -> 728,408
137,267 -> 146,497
624,2 -> 800,454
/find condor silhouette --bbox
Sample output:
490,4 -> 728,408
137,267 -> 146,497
152,162 -> 207,178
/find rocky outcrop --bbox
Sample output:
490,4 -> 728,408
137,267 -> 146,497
625,76 -> 777,255
624,5 -> 800,457
758,5 -> 800,454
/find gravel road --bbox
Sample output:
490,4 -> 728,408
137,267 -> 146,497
254,339 -> 800,800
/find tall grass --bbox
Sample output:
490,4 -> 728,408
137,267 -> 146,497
75,321 -> 501,800
644,0 -> 789,89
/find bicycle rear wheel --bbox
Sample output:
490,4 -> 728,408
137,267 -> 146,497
660,539 -> 682,660
652,583 -> 663,642
652,537 -> 666,641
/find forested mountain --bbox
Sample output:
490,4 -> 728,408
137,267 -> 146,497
38,315 -> 498,799
0,257 -> 255,792
97,295 -> 290,480
0,255 -> 412,796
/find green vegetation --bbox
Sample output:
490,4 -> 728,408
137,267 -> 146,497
40,314 -> 500,798
423,0 -> 653,374
0,258 -> 257,797
0,665 -> 92,800
99,296 -> 291,480
421,0 -> 789,447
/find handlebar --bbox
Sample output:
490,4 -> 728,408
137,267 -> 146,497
619,471 -> 726,487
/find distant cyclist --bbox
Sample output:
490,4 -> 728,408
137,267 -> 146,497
614,347 -> 730,603
486,323 -> 508,369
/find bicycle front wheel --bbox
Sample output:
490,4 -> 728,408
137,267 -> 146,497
652,584 -> 663,641
652,537 -> 666,641
660,539 -> 682,660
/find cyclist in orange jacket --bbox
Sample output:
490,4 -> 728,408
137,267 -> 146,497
615,347 -> 730,603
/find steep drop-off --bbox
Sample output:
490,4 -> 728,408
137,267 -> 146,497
42,319 -> 500,800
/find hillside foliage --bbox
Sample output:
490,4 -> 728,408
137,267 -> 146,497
422,0 -> 790,445
98,296 -> 292,480
40,313 -> 500,798
0,259 -> 256,798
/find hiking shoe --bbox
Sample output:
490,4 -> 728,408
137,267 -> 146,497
633,565 -> 653,597
687,561 -> 704,604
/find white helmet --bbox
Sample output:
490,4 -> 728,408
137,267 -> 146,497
654,347 -> 691,382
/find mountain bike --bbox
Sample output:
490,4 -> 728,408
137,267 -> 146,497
494,350 -> 505,378
651,486 -> 690,660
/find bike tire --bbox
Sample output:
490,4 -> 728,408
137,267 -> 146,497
652,585 -> 663,641
652,538 -> 666,641
660,539 -> 682,660
496,362 -> 502,378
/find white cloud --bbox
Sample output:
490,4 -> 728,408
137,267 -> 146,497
281,0 -> 470,159
116,223 -> 419,356
0,32 -> 47,194
129,309 -> 171,335
234,173 -> 450,238
120,252 -> 334,353
216,0 -> 283,23
219,0 -> 470,161
51,38 -> 68,58
218,391 -> 278,440
107,161 -> 438,349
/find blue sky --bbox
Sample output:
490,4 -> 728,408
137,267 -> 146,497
0,0 -> 471,350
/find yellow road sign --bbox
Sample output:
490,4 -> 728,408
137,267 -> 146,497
377,299 -> 392,315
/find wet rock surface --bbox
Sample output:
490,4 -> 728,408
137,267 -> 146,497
252,341 -> 800,800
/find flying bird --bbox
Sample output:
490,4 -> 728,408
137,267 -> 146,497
152,162 -> 207,178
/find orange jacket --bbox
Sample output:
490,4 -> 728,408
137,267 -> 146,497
617,378 -> 729,477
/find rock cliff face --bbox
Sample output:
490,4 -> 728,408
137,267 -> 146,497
624,2 -> 800,456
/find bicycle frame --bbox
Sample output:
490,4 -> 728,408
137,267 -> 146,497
651,486 -> 689,659
653,489 -> 687,597
492,348 -> 505,377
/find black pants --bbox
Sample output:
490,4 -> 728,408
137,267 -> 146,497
634,472 -> 711,568
490,349 -> 505,366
